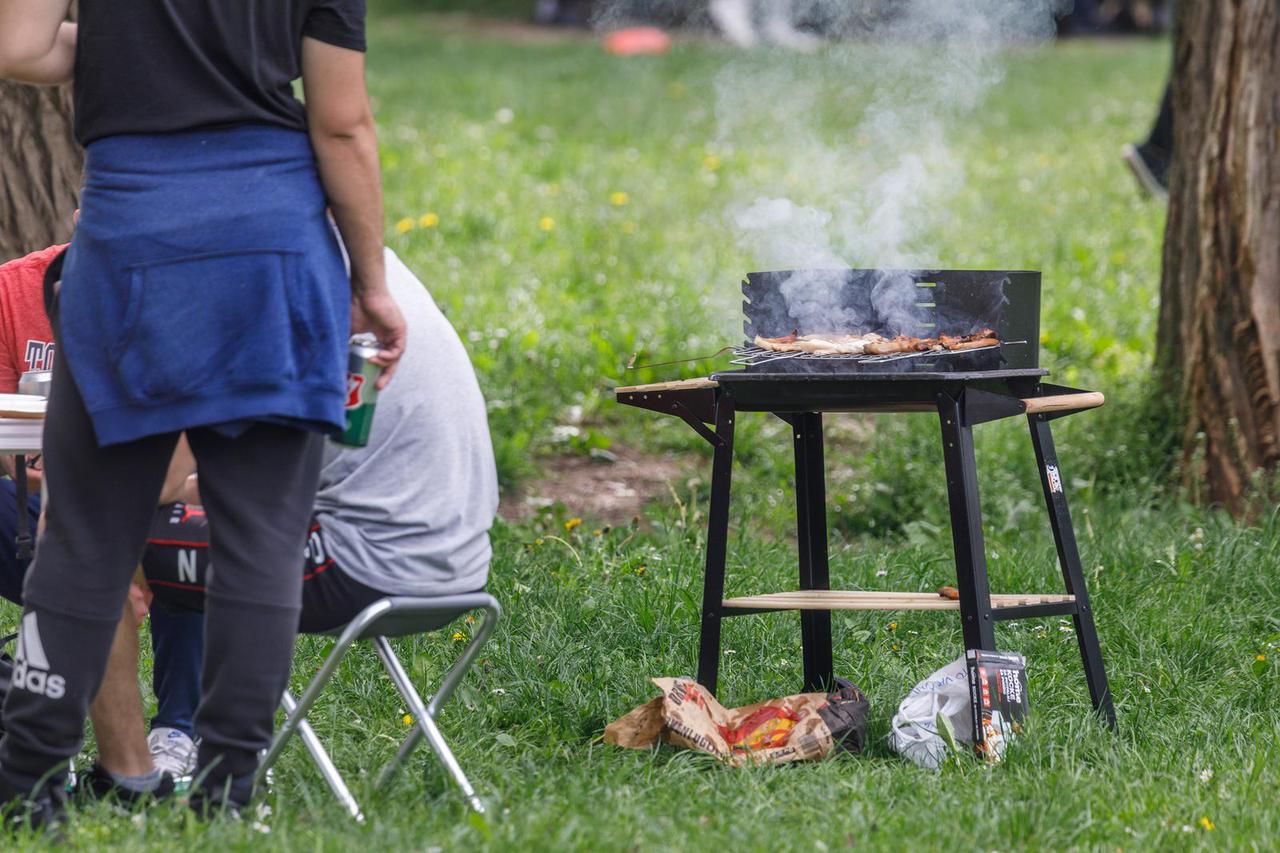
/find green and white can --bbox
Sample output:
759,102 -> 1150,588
339,335 -> 381,447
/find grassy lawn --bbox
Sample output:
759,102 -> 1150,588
9,13 -> 1280,851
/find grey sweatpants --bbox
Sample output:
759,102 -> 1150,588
0,353 -> 321,801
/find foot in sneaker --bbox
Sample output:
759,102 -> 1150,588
148,727 -> 197,789
75,763 -> 175,806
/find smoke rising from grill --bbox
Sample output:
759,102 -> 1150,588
685,0 -> 1065,335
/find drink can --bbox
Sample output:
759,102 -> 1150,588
338,335 -> 381,447
18,370 -> 52,397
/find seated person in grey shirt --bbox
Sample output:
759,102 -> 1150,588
139,247 -> 499,631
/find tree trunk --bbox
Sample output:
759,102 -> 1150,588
1156,1 -> 1280,513
0,81 -> 81,258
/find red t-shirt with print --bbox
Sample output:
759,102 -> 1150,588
0,243 -> 62,394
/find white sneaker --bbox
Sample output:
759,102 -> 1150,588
148,727 -> 197,788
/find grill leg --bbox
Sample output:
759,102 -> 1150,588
696,395 -> 736,696
1027,413 -> 1117,729
937,395 -> 996,651
793,412 -> 833,692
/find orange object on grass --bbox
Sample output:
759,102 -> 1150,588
604,27 -> 672,55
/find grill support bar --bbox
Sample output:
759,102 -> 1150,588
695,395 -> 735,694
937,393 -> 998,652
1026,406 -> 1117,727
787,412 -> 835,693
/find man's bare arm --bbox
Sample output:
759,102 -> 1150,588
300,37 -> 406,389
0,2 -> 76,85
157,436 -> 197,505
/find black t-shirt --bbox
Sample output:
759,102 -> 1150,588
74,1 -> 366,146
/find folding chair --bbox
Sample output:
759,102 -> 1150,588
256,593 -> 502,821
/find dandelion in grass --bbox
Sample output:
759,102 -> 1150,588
395,217 -> 415,234
564,517 -> 582,531
703,154 -> 721,171
1257,654 -> 1266,662
888,622 -> 897,632
1199,816 -> 1215,831
592,528 -> 603,537
465,614 -> 476,625
609,191 -> 629,206
538,216 -> 556,231
534,538 -> 544,546
419,212 -> 440,228
452,631 -> 467,643
403,714 -> 413,726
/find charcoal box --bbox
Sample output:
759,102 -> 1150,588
965,649 -> 1028,762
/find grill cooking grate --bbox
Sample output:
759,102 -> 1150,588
729,340 -> 1022,368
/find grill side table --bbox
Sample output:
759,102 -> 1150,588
616,373 -> 1116,729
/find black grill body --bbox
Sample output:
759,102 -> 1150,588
740,268 -> 1041,373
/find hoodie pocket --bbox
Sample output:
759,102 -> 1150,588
113,249 -> 314,404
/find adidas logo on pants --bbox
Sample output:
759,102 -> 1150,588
12,612 -> 66,700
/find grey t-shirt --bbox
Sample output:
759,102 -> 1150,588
314,249 -> 498,596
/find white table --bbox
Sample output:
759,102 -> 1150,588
0,416 -> 43,455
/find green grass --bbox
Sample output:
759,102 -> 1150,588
10,14 -> 1280,851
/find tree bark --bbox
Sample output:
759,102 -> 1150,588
0,82 -> 81,259
1156,0 -> 1280,513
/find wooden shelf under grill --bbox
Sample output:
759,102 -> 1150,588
721,590 -> 1075,612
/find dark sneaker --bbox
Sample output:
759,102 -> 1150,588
75,762 -> 176,806
187,771 -> 255,821
1122,142 -> 1169,198
1,772 -> 67,838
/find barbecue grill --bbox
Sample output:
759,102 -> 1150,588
617,268 -> 1115,728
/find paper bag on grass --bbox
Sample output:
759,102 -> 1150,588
605,676 -> 869,766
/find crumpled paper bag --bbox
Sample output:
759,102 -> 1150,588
605,676 -> 869,766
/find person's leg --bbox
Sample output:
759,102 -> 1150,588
0,354 -> 179,803
148,605 -> 204,738
0,478 -> 38,606
87,605 -> 157,779
184,424 -> 322,809
1146,80 -> 1173,156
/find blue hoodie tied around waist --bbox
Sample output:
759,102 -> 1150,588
59,124 -> 350,446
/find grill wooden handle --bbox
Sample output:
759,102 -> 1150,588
1021,392 -> 1105,415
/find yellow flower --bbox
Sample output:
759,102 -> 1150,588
402,714 -> 413,726
564,517 -> 582,531
419,212 -> 440,228
621,220 -> 638,235
538,216 -> 556,231
703,154 -> 722,171
466,614 -> 477,625
395,217 -> 415,234
1199,816 -> 1215,831
451,631 -> 467,643
634,564 -> 646,576
534,538 -> 544,546
592,529 -> 603,537
1257,654 -> 1267,662
609,191 -> 629,206
888,622 -> 898,631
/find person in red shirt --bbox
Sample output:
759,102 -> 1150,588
0,243 -> 60,391
0,243 -> 61,496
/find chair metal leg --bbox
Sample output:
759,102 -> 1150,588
376,602 -> 501,789
256,599 -> 395,787
373,636 -> 485,814
281,690 -> 365,822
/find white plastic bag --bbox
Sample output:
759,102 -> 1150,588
889,655 -> 974,770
